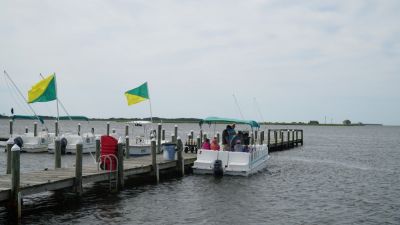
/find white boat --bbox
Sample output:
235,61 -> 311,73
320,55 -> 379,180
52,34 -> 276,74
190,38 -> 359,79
192,117 -> 270,176
127,121 -> 156,156
16,131 -> 50,153
48,132 -> 96,154
193,145 -> 269,176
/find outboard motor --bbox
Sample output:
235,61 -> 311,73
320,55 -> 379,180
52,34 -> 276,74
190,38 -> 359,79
60,137 -> 68,155
13,136 -> 23,148
213,159 -> 224,177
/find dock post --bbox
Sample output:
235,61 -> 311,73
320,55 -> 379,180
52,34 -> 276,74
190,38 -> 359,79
274,131 -> 278,150
6,139 -> 13,174
75,141 -> 83,195
11,144 -> 21,219
190,130 -> 194,140
174,125 -> 178,143
157,123 -> 162,154
25,127 -> 28,134
295,130 -> 299,146
300,130 -> 304,145
251,132 -> 254,145
95,137 -> 100,162
117,139 -> 124,190
91,128 -> 95,134
55,121 -> 59,137
176,138 -> 184,176
34,122 -> 37,137
78,123 -> 81,136
106,122 -> 110,136
162,129 -> 165,141
55,137 -> 61,168
151,140 -> 159,183
200,129 -> 203,145
287,130 -> 290,149
254,130 -> 258,143
267,130 -> 271,147
171,135 -> 175,144
203,133 -> 207,142
196,136 -> 201,150
125,124 -> 130,159
9,120 -> 13,137
259,131 -> 264,145
217,132 -> 220,144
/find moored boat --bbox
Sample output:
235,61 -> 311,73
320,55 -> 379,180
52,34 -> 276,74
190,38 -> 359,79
192,117 -> 270,176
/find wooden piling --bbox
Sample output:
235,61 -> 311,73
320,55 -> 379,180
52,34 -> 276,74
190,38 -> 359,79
125,124 -> 130,159
200,129 -> 203,144
176,138 -> 184,176
267,129 -> 271,147
78,123 -> 81,136
217,132 -> 220,144
190,130 -> 194,140
9,120 -> 13,137
106,122 -> 110,136
259,131 -> 264,145
274,131 -> 277,146
55,121 -> 59,137
25,127 -> 28,134
287,130 -> 290,149
117,140 -> 124,190
6,139 -> 13,174
55,138 -> 61,168
151,140 -> 159,183
91,128 -> 95,134
162,129 -> 165,141
95,137 -> 100,162
11,144 -> 21,219
34,122 -> 37,137
75,142 -> 83,195
197,136 -> 201,150
173,125 -> 178,143
157,123 -> 162,154
254,130 -> 258,143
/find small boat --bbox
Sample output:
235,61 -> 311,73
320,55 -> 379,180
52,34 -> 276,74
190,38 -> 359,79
192,117 -> 270,176
9,115 -> 50,153
48,116 -> 96,154
127,121 -> 156,156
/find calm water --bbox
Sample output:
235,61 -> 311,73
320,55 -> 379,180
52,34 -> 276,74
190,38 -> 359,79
0,120 -> 399,224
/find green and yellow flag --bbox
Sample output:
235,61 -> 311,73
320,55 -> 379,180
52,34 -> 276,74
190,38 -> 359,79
124,82 -> 149,105
28,74 -> 57,103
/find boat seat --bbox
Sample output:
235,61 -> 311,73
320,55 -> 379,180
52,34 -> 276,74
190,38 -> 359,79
228,152 -> 250,166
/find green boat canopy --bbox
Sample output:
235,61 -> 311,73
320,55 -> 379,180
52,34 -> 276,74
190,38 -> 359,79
12,115 -> 45,124
200,117 -> 260,128
59,116 -> 89,121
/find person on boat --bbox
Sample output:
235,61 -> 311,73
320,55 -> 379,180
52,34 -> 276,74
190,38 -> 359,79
222,125 -> 231,151
234,139 -> 243,152
201,138 -> 211,150
227,124 -> 237,151
210,137 -> 220,151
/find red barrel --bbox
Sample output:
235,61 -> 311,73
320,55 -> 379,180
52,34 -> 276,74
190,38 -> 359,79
100,135 -> 118,170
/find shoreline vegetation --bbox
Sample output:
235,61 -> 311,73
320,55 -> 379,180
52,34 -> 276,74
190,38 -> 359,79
0,115 -> 383,126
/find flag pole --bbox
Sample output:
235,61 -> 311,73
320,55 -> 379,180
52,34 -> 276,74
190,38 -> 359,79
55,73 -> 60,131
147,82 -> 153,123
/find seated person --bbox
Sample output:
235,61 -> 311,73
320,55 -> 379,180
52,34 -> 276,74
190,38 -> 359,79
201,138 -> 211,150
210,137 -> 220,151
233,140 -> 243,152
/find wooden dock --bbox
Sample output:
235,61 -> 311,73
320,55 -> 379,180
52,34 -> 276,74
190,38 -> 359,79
267,129 -> 304,152
0,153 -> 196,203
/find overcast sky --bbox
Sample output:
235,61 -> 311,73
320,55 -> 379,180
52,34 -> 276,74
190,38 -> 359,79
1,0 -> 399,125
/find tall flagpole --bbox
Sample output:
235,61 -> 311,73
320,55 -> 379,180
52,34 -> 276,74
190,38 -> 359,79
147,82 -> 153,123
54,73 -> 60,129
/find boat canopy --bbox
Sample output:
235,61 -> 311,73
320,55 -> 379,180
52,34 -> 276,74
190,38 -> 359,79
59,116 -> 89,121
200,117 -> 260,128
129,121 -> 152,125
12,115 -> 45,124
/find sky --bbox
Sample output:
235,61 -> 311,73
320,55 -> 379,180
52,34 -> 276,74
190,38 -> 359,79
0,0 -> 399,125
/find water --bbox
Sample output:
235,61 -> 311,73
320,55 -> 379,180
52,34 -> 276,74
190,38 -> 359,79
0,120 -> 399,224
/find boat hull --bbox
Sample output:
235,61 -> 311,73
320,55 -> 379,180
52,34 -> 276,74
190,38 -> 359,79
192,144 -> 269,176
